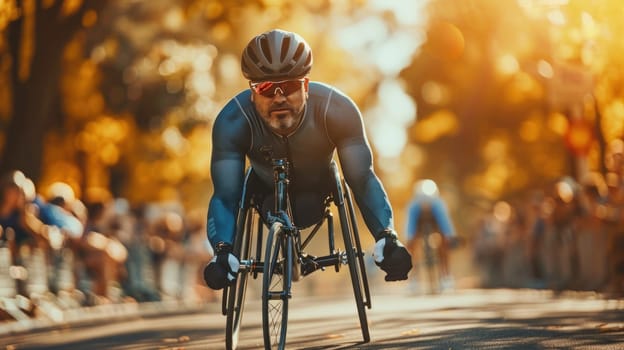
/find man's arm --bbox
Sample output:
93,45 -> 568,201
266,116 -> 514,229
405,200 -> 421,241
325,89 -> 394,239
207,158 -> 245,245
431,197 -> 456,237
207,98 -> 251,246
325,88 -> 412,281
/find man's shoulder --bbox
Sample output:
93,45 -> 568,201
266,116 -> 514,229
224,89 -> 253,110
309,81 -> 333,92
216,90 -> 253,121
309,81 -> 348,100
212,90 -> 254,138
308,81 -> 359,112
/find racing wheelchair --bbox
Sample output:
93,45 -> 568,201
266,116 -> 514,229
221,158 -> 371,350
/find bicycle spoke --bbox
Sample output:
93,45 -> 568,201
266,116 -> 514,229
225,206 -> 255,350
268,259 -> 284,347
270,274 -> 282,289
269,302 -> 282,344
263,223 -> 289,349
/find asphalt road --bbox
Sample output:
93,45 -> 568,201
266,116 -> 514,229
2,287 -> 624,350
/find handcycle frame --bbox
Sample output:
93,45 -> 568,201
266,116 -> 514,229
221,158 -> 371,350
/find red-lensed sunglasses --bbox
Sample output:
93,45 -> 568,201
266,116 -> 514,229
249,79 -> 305,98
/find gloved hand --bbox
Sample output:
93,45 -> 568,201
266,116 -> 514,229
203,242 -> 240,290
373,229 -> 412,281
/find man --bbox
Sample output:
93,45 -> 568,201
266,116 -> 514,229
203,29 -> 411,290
405,179 -> 456,291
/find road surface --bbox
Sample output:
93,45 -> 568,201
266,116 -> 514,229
2,287 -> 624,349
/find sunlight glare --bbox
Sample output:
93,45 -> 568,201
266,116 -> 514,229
496,54 -> 519,76
372,31 -> 424,76
337,17 -> 387,52
537,60 -> 554,78
547,10 -> 566,26
493,201 -> 512,222
369,0 -> 429,26
367,80 -> 416,158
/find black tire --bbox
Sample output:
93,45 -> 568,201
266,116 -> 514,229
344,181 -> 372,309
337,187 -> 370,343
262,222 -> 291,350
225,208 -> 254,350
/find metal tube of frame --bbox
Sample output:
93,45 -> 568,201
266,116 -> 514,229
272,159 -> 289,213
327,210 -> 335,253
301,217 -> 324,250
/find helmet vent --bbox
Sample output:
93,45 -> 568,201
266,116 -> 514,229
292,42 -> 304,62
280,36 -> 291,61
259,37 -> 272,63
247,48 -> 259,66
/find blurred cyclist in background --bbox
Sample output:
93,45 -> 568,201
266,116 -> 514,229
405,179 -> 457,292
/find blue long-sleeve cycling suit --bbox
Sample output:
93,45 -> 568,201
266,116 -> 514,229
207,82 -> 394,246
405,195 -> 456,240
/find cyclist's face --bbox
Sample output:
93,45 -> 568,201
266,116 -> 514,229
251,78 -> 309,135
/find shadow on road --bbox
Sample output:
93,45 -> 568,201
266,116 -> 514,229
288,301 -> 624,350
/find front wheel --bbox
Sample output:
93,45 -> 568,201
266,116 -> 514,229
225,267 -> 249,349
262,222 -> 291,350
225,207 -> 254,349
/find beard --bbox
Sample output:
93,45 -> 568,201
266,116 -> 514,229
268,112 -> 297,130
265,104 -> 303,133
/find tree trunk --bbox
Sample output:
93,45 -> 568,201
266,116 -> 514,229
0,0 -> 106,182
2,25 -> 58,181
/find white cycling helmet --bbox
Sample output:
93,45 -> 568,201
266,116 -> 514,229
413,179 -> 439,197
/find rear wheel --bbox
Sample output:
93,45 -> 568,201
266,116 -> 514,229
225,208 -> 254,350
344,181 -> 372,309
338,182 -> 370,343
262,222 -> 291,350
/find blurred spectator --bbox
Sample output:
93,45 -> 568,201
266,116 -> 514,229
181,210 -> 213,302
0,169 -> 222,322
470,170 -> 624,294
76,197 -> 129,304
121,204 -> 160,302
0,171 -> 37,296
501,203 -> 531,288
604,170 -> 624,293
575,173 -> 609,290
151,210 -> 186,299
1,172 -> 32,251
33,182 -> 84,297
546,177 -> 583,291
527,191 -> 548,287
36,182 -> 84,239
473,201 -> 510,287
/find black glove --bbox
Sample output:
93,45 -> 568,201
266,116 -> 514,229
373,230 -> 412,281
203,242 -> 240,290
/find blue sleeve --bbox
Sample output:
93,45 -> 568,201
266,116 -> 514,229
206,98 -> 251,246
405,200 -> 421,240
326,89 -> 394,239
38,204 -> 84,238
431,197 -> 456,236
